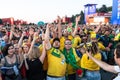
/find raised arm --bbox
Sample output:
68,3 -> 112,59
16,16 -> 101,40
94,22 -> 102,33
27,34 -> 33,44
44,24 -> 52,50
39,40 -> 46,63
24,32 -> 38,70
86,51 -> 117,73
27,32 -> 38,55
72,16 -> 80,37
9,26 -> 14,41
12,31 -> 19,38
10,26 -> 19,38
57,16 -> 62,38
51,24 -> 57,39
18,31 -> 26,47
28,27 -> 34,44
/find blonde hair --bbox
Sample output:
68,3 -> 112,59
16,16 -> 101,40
28,46 -> 40,60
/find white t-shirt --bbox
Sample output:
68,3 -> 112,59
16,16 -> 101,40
113,66 -> 120,80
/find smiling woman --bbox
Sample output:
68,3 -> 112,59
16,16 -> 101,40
0,44 -> 22,80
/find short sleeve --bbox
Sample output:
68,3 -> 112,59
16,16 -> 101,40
114,66 -> 120,73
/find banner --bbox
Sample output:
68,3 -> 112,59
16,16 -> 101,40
111,0 -> 120,24
84,4 -> 97,24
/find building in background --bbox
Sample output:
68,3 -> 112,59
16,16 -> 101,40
14,19 -> 27,25
2,17 -> 14,25
1,17 -> 27,25
84,4 -> 112,25
54,16 -> 71,24
87,12 -> 111,25
84,4 -> 97,24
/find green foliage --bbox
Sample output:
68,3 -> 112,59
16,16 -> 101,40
99,5 -> 108,13
107,6 -> 112,12
96,5 -> 112,13
79,11 -> 84,24
70,11 -> 85,25
70,15 -> 75,23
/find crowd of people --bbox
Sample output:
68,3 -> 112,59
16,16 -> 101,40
0,16 -> 119,80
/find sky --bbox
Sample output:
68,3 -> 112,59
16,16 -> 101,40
0,0 -> 112,23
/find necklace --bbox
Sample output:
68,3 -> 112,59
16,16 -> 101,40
7,54 -> 15,64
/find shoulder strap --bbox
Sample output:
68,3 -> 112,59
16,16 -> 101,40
15,54 -> 19,67
4,56 -> 8,66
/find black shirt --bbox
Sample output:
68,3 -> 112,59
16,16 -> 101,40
26,58 -> 43,80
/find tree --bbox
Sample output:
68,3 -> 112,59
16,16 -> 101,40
96,8 -> 99,13
70,15 -> 75,23
107,6 -> 112,12
96,6 -> 112,12
79,11 -> 84,24
99,5 -> 108,13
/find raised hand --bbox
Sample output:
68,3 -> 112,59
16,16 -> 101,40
57,16 -> 61,22
22,31 -> 26,37
42,32 -> 45,40
29,27 -> 35,36
76,16 -> 81,23
11,25 -> 15,32
46,23 -> 51,29
33,32 -> 39,40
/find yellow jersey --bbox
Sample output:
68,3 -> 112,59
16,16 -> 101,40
81,53 -> 101,71
47,48 -> 67,76
72,35 -> 81,48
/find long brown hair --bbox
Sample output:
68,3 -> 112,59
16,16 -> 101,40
87,42 -> 99,55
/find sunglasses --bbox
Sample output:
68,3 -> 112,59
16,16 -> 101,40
65,42 -> 72,45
